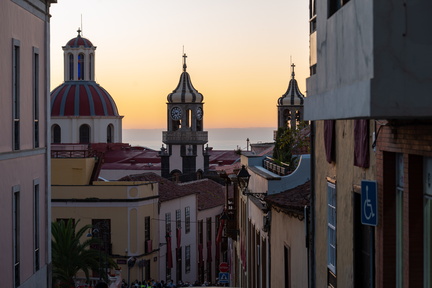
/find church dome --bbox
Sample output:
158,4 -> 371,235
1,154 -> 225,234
278,63 -> 305,106
51,81 -> 119,117
167,54 -> 203,103
65,29 -> 94,48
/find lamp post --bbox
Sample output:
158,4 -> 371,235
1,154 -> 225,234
236,165 -> 250,288
237,165 -> 250,193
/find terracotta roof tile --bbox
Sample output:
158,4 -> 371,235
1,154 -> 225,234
265,181 -> 310,216
118,172 -> 196,202
179,179 -> 225,211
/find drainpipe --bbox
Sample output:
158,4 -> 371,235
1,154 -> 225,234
309,121 -> 316,288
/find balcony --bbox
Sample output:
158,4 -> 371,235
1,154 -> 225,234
263,157 -> 291,176
162,130 -> 208,144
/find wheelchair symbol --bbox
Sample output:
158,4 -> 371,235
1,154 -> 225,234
363,186 -> 375,220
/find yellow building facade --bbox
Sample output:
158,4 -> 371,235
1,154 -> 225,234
51,156 -> 160,285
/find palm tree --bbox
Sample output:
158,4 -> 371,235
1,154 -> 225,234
51,219 -> 114,288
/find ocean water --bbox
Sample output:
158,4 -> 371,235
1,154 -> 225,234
122,127 -> 276,151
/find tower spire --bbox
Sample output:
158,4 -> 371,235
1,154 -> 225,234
291,62 -> 296,79
183,53 -> 187,72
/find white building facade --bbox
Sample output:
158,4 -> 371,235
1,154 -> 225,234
0,1 -> 56,287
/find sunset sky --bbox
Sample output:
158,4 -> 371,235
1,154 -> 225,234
50,0 -> 309,129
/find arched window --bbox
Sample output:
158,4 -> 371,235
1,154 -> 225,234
79,124 -> 90,143
89,53 -> 93,80
78,53 -> 85,80
52,124 -> 61,143
68,54 -> 74,80
107,124 -> 114,143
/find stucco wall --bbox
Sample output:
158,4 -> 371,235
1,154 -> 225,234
52,189 -> 160,282
313,120 -> 376,287
158,194 -> 198,284
270,209 -> 308,287
0,0 -> 52,287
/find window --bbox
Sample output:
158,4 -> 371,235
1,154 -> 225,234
34,180 -> 40,272
396,154 -> 404,288
185,245 -> 191,273
206,217 -> 212,281
176,209 -> 182,281
165,213 -> 171,234
79,124 -> 90,143
185,207 -> 190,234
78,53 -> 85,80
166,211 -> 172,282
329,0 -> 350,17
310,64 -> 317,76
309,0 -> 316,34
89,53 -> 93,80
52,124 -> 61,143
107,124 -> 114,143
91,219 -> 111,279
424,157 -> 432,287
176,209 -> 181,229
145,216 -> 151,254
69,53 -> 74,80
33,48 -> 39,148
284,245 -> 290,288
327,182 -> 337,274
13,39 -> 20,151
13,185 -> 20,288
92,219 -> 111,255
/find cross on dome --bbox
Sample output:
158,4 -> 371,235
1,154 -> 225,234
291,63 -> 296,79
77,27 -> 82,37
183,53 -> 187,72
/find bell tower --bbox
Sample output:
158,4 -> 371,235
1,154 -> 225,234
277,63 -> 305,130
160,54 -> 209,181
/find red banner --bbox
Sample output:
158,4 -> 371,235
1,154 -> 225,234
216,219 -> 225,243
207,241 -> 212,262
166,233 -> 173,269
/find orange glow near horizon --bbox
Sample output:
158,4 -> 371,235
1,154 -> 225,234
50,0 -> 309,129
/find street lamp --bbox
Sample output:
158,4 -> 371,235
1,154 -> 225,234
237,165 -> 250,194
237,165 -> 267,198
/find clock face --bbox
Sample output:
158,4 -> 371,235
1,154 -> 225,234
196,107 -> 203,120
171,107 -> 182,120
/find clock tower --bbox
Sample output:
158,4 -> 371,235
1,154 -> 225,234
160,54 -> 209,181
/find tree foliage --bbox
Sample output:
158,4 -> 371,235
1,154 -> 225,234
52,219 -> 116,288
273,122 -> 309,170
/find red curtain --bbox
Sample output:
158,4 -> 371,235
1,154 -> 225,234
176,228 -> 181,248
354,119 -> 369,168
216,219 -> 225,243
198,243 -> 204,265
166,233 -> 173,269
176,228 -> 181,262
207,241 -> 212,263
324,120 -> 336,163
215,242 -> 220,262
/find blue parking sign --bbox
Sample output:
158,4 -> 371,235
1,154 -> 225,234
361,180 -> 378,226
218,272 -> 229,284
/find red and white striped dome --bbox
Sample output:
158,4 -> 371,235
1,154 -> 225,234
51,81 -> 119,117
65,29 -> 94,48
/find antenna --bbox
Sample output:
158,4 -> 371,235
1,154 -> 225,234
80,14 -> 83,36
